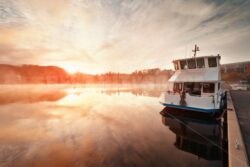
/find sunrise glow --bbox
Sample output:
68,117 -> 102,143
0,0 -> 249,74
62,65 -> 79,74
0,1 -> 250,167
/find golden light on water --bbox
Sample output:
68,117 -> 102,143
0,84 -> 224,166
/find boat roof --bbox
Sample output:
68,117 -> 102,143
168,68 -> 220,82
173,55 -> 220,63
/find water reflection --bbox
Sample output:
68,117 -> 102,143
161,108 -> 222,161
0,85 -> 66,105
100,85 -> 166,97
0,84 -> 167,105
0,85 -> 222,167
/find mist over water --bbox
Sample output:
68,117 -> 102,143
0,84 -> 222,167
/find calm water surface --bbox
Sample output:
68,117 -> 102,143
0,84 -> 223,167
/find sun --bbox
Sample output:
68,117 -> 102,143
58,61 -> 102,74
63,65 -> 80,74
61,64 -> 97,74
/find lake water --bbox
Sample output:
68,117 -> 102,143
0,84 -> 224,167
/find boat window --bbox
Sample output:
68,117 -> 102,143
193,83 -> 202,95
208,57 -> 217,67
180,60 -> 187,69
187,59 -> 196,69
174,83 -> 182,92
203,83 -> 215,93
196,58 -> 205,68
174,62 -> 179,70
184,82 -> 201,95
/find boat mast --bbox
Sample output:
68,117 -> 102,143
192,44 -> 200,57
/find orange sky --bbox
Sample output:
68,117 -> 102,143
0,0 -> 250,74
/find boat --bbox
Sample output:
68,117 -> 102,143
160,45 -> 227,114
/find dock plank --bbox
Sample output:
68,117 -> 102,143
229,91 -> 250,167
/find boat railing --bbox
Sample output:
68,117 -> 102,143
165,90 -> 202,97
165,91 -> 220,104
165,90 -> 181,95
164,92 -> 217,108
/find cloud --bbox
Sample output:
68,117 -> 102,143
0,0 -> 249,72
0,0 -> 26,26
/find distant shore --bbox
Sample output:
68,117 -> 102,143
0,64 -> 249,84
0,64 -> 173,84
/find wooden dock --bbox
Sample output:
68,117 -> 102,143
227,90 -> 249,167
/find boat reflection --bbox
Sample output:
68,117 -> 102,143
161,107 -> 222,161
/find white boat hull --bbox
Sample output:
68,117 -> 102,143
160,92 -> 224,114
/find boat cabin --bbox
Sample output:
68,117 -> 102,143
173,55 -> 220,71
169,55 -> 221,96
173,82 -> 220,96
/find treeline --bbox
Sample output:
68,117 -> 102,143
0,64 -> 70,84
221,71 -> 250,82
84,69 -> 174,84
1,64 -> 249,84
0,64 -> 173,84
221,72 -> 250,82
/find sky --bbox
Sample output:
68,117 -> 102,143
0,0 -> 250,74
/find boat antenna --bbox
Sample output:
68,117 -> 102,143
192,44 -> 200,57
